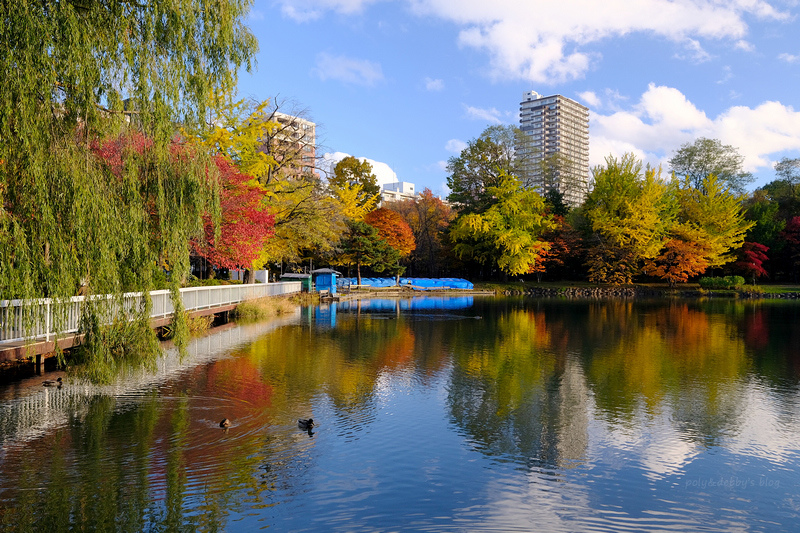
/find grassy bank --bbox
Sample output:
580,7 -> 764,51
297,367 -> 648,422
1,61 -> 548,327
472,281 -> 800,297
232,296 -> 299,321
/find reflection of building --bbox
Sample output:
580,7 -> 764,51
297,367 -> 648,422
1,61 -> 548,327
380,181 -> 416,203
555,358 -> 589,465
271,112 -> 316,176
519,91 -> 589,206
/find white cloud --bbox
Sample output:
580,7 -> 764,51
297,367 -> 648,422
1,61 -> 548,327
424,77 -> 445,91
717,65 -> 733,84
590,84 -> 800,179
322,151 -> 399,186
464,105 -> 503,124
674,38 -> 712,63
314,53 -> 384,86
578,91 -> 600,108
778,52 -> 800,63
445,139 -> 467,153
407,0 -> 789,83
279,1 -> 790,84
436,161 -> 448,171
277,0 -> 381,22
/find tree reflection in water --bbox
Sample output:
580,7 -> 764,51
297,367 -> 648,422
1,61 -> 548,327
1,297 -> 800,531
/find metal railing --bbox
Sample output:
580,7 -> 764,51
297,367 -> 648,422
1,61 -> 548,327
0,282 -> 301,345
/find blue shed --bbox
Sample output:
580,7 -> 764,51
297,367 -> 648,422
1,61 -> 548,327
311,268 -> 341,295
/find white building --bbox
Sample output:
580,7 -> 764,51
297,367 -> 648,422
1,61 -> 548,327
380,181 -> 416,204
519,91 -> 590,206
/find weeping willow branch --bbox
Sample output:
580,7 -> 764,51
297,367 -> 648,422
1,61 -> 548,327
0,0 -> 257,379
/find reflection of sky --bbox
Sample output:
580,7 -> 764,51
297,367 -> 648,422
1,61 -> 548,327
725,379 -> 800,465
337,296 -> 475,313
5,299 -> 800,531
438,348 -> 800,531
450,375 -> 800,531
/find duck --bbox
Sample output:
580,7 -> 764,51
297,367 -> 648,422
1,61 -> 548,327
42,377 -> 62,387
297,418 -> 314,430
219,418 -> 231,428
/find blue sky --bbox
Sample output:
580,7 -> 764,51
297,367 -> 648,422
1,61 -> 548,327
236,0 -> 800,196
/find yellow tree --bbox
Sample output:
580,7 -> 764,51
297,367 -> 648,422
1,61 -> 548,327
450,173 -> 556,276
640,175 -> 753,285
675,175 -> 753,269
188,95 -> 349,269
583,154 -> 674,284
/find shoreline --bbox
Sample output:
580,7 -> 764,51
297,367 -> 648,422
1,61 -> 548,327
484,284 -> 800,300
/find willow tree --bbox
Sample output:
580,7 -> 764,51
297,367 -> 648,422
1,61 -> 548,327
0,1 -> 257,379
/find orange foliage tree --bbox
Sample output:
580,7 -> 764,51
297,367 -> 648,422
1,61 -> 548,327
364,207 -> 416,257
643,238 -> 711,286
387,189 -> 454,276
536,215 -> 585,281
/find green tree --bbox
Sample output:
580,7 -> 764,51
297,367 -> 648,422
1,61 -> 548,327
583,154 -> 674,284
450,174 -> 556,277
543,188 -> 570,217
744,190 -> 785,252
668,138 -> 753,194
329,156 -> 381,207
339,220 -> 400,286
774,157 -> 800,196
447,125 -> 527,214
0,1 -> 257,374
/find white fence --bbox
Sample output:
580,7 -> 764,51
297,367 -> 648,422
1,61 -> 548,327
0,282 -> 301,345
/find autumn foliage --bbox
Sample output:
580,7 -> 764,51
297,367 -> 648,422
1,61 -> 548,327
364,207 -> 416,257
387,189 -> 454,276
644,239 -> 711,286
733,242 -> 769,283
193,156 -> 274,270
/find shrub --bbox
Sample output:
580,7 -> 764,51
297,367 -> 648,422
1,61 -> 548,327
698,276 -> 745,290
724,276 -> 745,290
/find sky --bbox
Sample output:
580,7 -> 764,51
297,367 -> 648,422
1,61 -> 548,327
236,0 -> 800,196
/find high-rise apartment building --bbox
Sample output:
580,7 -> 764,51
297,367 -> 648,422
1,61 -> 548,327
264,111 -> 317,178
519,91 -> 589,206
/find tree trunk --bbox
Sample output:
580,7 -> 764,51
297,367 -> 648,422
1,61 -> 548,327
243,268 -> 253,284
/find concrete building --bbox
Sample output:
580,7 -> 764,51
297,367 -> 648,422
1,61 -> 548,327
270,112 -> 316,177
519,91 -> 590,206
380,181 -> 416,203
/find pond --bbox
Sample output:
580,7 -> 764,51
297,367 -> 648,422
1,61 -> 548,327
1,296 -> 800,531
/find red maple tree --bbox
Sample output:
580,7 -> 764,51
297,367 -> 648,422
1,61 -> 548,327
193,156 -> 274,270
733,242 -> 769,284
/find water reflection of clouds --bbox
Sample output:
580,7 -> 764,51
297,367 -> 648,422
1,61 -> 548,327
727,379 -> 800,465
591,407 -> 701,482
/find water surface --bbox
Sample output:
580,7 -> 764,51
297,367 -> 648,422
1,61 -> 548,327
1,296 -> 800,531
